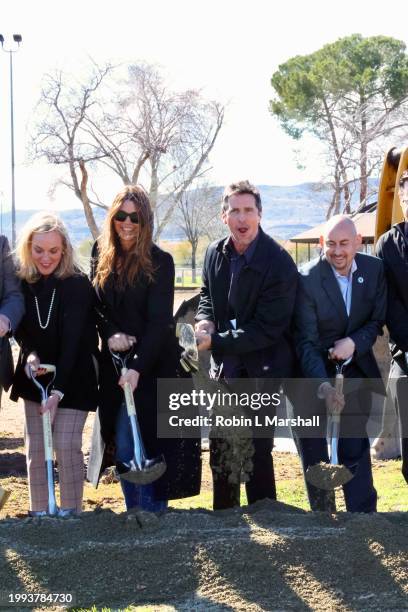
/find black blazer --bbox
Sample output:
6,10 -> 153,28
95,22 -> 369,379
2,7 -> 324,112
196,227 -> 298,378
295,253 -> 386,394
92,243 -> 180,380
376,223 -> 408,369
0,236 -> 24,391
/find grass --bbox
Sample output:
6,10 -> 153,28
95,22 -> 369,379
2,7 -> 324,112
174,273 -> 202,288
168,452 -> 408,513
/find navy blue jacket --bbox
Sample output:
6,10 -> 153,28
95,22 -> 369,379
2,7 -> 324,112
295,253 -> 386,394
196,228 -> 298,379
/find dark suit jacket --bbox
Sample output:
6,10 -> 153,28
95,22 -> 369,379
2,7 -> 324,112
0,236 -> 24,390
196,227 -> 298,378
376,223 -> 408,371
295,252 -> 386,394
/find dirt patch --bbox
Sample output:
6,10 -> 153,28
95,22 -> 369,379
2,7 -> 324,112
1,341 -> 407,610
0,502 -> 407,610
306,461 -> 353,490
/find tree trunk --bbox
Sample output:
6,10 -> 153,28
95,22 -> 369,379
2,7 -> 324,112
191,242 -> 197,284
149,161 -> 159,212
360,109 -> 368,204
341,164 -> 351,212
79,160 -> 100,239
326,171 -> 341,219
322,98 -> 350,216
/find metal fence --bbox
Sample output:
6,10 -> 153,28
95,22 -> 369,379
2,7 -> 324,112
175,267 -> 202,287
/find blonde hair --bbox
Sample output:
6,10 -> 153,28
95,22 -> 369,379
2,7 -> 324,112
16,211 -> 78,283
94,185 -> 155,290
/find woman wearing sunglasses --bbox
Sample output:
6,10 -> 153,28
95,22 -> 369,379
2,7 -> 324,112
10,212 -> 99,516
88,185 -> 201,511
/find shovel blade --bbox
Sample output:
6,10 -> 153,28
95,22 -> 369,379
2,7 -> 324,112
305,462 -> 354,491
0,486 -> 11,511
117,455 -> 167,485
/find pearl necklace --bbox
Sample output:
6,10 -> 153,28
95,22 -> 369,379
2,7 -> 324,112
34,288 -> 56,330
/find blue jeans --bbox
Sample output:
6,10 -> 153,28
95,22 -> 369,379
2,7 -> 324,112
115,401 -> 167,512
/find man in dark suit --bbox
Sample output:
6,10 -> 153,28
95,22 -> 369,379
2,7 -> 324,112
195,180 -> 298,509
376,169 -> 408,485
295,216 -> 386,512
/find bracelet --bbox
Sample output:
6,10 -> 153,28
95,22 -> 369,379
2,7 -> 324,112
50,389 -> 64,402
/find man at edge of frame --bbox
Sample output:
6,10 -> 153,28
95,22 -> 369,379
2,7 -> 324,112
0,233 -> 24,510
376,169 -> 408,486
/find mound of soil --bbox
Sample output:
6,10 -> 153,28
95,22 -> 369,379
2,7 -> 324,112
1,500 -> 407,611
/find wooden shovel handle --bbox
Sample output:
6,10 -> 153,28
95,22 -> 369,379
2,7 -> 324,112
335,373 -> 344,394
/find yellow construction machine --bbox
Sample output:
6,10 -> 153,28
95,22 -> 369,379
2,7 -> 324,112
375,146 -> 408,242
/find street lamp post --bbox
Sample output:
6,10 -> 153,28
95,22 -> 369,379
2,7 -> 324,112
0,34 -> 22,248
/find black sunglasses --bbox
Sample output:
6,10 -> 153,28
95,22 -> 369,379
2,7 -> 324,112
114,210 -> 140,224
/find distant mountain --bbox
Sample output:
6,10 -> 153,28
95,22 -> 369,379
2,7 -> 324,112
1,179 -> 378,245
257,179 -> 378,239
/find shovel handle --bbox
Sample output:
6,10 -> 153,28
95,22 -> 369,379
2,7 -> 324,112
335,373 -> 344,394
329,414 -> 341,465
120,367 -> 146,467
121,367 -> 136,416
42,402 -> 54,462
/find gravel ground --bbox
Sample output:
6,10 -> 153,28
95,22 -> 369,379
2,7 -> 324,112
1,309 -> 407,611
0,502 -> 407,610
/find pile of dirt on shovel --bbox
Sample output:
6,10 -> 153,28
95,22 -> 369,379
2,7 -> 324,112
0,499 -> 407,611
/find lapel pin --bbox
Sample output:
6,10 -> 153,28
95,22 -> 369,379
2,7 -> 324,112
357,276 -> 364,284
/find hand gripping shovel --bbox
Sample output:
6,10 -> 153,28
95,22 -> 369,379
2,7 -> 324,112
29,364 -> 58,516
110,349 -> 166,485
306,355 -> 354,491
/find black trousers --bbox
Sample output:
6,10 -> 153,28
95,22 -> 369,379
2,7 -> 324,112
298,388 -> 377,513
210,436 -> 276,510
388,360 -> 408,485
208,372 -> 278,510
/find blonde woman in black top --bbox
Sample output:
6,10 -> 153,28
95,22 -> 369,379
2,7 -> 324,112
11,212 -> 98,516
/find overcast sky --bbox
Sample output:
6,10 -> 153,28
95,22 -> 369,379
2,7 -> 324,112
1,0 -> 408,211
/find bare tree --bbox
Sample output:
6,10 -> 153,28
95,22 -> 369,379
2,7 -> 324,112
175,183 -> 222,283
31,61 -> 224,240
31,64 -> 112,237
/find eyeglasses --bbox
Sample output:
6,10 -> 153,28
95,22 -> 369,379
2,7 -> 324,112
114,211 -> 140,224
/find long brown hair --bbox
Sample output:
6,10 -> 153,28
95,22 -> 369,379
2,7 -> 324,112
94,185 -> 155,289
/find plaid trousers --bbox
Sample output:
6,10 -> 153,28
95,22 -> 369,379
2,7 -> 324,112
24,401 -> 87,513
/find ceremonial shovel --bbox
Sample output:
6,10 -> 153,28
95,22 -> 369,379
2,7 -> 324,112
110,349 -> 166,485
176,322 -> 199,373
29,364 -> 59,515
306,355 -> 354,491
0,486 -> 10,510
